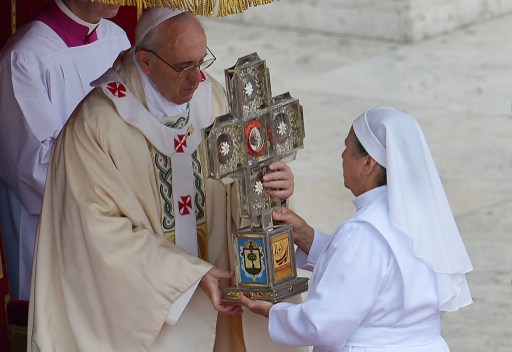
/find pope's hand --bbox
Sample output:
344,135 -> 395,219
262,161 -> 294,200
239,295 -> 273,318
272,207 -> 314,254
199,267 -> 243,314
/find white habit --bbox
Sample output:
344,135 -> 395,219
270,186 -> 466,352
268,107 -> 472,352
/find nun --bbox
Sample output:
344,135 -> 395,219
240,106 -> 473,352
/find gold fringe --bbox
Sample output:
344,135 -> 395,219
11,0 -> 16,34
91,0 -> 275,16
218,0 -> 274,17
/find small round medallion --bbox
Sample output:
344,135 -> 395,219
245,120 -> 265,157
216,133 -> 233,164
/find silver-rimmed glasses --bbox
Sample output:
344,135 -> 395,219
143,47 -> 216,77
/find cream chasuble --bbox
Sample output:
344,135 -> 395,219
28,50 -> 306,352
93,68 -> 211,258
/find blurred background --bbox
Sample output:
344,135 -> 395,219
200,1 -> 512,351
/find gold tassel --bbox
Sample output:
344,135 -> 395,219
11,0 -> 16,35
91,0 -> 275,16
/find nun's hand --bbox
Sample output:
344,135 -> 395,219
239,295 -> 273,318
273,207 -> 314,254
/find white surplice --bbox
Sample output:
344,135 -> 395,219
270,186 -> 451,352
0,18 -> 130,299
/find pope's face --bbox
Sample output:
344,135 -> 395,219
147,17 -> 207,105
341,128 -> 365,196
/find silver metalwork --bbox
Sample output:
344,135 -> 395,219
202,53 -> 308,302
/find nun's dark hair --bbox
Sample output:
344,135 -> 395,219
353,133 -> 387,186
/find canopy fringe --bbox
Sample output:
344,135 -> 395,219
93,0 -> 276,16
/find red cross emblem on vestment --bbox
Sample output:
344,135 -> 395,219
178,195 -> 192,215
107,82 -> 126,98
174,134 -> 187,153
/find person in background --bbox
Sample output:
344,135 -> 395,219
241,106 -> 473,352
28,8 -> 305,352
0,0 -> 130,300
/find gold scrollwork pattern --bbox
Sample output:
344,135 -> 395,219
273,105 -> 300,156
216,124 -> 245,175
240,64 -> 269,118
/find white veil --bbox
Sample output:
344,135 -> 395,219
352,106 -> 473,312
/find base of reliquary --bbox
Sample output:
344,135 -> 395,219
223,276 -> 309,303
222,223 -> 309,303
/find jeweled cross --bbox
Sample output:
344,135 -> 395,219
203,53 -> 304,229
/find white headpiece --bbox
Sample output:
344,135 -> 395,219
135,7 -> 184,45
353,106 -> 473,312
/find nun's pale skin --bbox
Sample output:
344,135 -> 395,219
239,127 -> 386,316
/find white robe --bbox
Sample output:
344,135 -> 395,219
270,186 -> 449,352
0,18 -> 130,299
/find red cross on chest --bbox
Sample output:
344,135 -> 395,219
178,195 -> 192,215
106,82 -> 126,98
174,134 -> 188,153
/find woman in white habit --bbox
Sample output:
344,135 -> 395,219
240,106 -> 473,352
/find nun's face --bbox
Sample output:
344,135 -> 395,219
341,128 -> 366,196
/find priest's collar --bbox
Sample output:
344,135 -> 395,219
132,53 -> 188,121
36,0 -> 99,47
353,185 -> 387,211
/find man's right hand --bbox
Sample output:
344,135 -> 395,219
199,267 -> 243,314
272,207 -> 314,254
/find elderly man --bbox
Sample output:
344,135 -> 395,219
28,8 -> 304,352
0,0 -> 130,300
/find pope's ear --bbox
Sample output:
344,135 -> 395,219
135,50 -> 152,75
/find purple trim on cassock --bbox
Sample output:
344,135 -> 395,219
35,1 -> 98,47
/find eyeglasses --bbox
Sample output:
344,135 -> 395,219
143,47 -> 216,77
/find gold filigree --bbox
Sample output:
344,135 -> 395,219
217,124 -> 245,175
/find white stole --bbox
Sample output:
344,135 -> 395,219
92,69 -> 212,256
